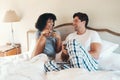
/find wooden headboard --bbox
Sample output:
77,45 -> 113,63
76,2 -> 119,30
27,23 -> 120,52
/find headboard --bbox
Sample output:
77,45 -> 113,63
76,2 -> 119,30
27,23 -> 120,52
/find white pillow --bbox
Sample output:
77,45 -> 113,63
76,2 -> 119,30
29,39 -> 119,60
98,53 -> 120,71
100,40 -> 119,58
28,39 -> 36,58
56,40 -> 119,61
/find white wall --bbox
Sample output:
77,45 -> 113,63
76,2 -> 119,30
0,0 -> 120,52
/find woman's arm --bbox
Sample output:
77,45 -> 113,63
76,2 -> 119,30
31,29 -> 51,58
31,34 -> 46,58
52,32 -> 62,53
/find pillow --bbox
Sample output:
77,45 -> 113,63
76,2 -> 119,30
100,40 -> 119,58
98,53 -> 120,71
56,40 -> 119,61
29,39 -> 119,61
27,39 -> 36,58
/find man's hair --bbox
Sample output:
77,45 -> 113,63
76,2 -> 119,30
35,13 -> 56,31
73,12 -> 89,27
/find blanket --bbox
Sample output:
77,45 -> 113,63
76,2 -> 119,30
0,54 -> 48,80
0,53 -> 120,80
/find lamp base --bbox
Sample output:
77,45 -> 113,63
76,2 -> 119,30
11,43 -> 16,47
6,43 -> 16,47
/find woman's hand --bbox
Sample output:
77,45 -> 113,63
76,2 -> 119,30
51,31 -> 62,53
41,29 -> 51,37
52,32 -> 61,40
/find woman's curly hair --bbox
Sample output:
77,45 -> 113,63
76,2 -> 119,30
35,13 -> 57,31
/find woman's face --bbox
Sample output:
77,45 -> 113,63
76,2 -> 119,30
45,19 -> 54,31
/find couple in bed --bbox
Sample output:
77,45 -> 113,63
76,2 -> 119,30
31,12 -> 102,72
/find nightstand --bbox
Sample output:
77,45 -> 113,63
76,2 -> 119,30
0,44 -> 21,57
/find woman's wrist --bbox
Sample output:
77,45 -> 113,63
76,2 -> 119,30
41,31 -> 46,36
39,33 -> 47,40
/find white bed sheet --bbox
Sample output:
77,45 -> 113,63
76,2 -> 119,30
47,68 -> 120,80
0,53 -> 48,80
0,52 -> 120,80
47,53 -> 120,80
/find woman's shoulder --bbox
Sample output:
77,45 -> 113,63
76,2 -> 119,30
35,30 -> 41,39
53,30 -> 61,35
54,29 -> 61,32
35,30 -> 41,33
35,30 -> 41,35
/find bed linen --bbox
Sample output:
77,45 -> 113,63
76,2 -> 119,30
0,38 -> 119,80
0,53 -> 47,80
0,22 -> 120,80
47,68 -> 120,80
47,53 -> 120,80
0,52 -> 120,80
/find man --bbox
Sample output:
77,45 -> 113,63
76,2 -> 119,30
44,12 -> 102,72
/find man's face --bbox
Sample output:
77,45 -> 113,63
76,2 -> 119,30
73,16 -> 84,31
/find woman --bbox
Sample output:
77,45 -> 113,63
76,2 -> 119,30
31,13 -> 62,59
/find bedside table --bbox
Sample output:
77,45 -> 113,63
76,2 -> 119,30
0,44 -> 21,57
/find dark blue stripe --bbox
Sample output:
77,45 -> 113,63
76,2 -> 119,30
83,59 -> 91,71
62,64 -> 70,69
49,61 -> 60,71
76,56 -> 80,68
92,58 -> 98,64
80,46 -> 97,70
44,64 -> 50,72
73,40 -> 79,68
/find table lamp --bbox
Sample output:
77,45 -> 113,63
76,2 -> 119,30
3,10 -> 20,46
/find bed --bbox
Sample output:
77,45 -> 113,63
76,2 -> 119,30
0,23 -> 120,80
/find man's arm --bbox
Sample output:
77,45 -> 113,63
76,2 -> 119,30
89,42 -> 102,59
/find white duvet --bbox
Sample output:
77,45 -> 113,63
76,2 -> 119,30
47,68 -> 120,80
0,52 -> 120,80
0,53 -> 47,80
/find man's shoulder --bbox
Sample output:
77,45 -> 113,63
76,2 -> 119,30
87,29 -> 98,34
69,32 -> 76,35
67,32 -> 76,36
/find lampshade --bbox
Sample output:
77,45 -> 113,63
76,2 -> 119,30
3,10 -> 20,22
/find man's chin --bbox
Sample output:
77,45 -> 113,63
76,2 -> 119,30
74,28 -> 77,31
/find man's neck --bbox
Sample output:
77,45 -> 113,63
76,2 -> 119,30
77,27 -> 86,35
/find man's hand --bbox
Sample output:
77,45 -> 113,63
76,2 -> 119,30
61,44 -> 69,62
61,52 -> 69,62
